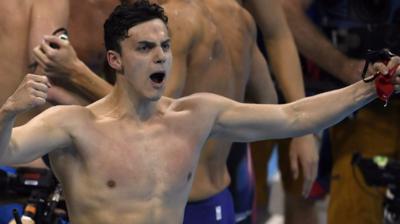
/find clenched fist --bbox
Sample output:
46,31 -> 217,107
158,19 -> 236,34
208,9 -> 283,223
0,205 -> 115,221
3,74 -> 51,113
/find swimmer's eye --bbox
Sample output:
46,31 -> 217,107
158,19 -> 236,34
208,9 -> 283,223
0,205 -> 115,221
161,42 -> 170,51
137,43 -> 153,52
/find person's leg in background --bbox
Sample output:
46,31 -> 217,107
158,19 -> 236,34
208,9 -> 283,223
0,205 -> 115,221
250,140 -> 275,224
228,143 -> 254,224
251,139 -> 320,224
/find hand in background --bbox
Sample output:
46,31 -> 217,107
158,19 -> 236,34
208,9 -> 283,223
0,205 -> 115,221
289,134 -> 319,197
33,35 -> 80,78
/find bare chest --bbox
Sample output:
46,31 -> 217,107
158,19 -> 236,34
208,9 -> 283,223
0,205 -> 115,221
71,120 -> 203,198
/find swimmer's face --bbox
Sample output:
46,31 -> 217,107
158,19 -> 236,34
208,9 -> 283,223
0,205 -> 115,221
108,19 -> 172,101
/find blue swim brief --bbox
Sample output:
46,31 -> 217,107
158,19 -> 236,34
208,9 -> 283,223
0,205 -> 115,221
183,188 -> 235,224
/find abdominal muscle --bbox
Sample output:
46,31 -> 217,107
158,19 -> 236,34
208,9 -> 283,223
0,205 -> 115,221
58,169 -> 191,224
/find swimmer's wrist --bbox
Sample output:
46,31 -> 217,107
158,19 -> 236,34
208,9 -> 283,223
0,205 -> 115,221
0,102 -> 18,120
69,59 -> 88,83
70,59 -> 85,77
361,79 -> 378,100
69,60 -> 105,92
0,94 -> 31,119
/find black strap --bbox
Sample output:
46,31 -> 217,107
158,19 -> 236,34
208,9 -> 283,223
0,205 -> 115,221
362,48 -> 395,82
51,27 -> 68,36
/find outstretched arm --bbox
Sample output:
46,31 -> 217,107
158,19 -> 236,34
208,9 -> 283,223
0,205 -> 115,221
212,80 -> 376,142
0,75 -> 71,166
210,58 -> 399,142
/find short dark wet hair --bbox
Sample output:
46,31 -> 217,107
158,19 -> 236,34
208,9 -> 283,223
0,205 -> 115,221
104,0 -> 168,53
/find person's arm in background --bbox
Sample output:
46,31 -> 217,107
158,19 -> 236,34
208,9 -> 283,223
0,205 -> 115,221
29,0 -> 85,105
245,1 -> 278,105
12,0 -> 70,169
30,0 -> 112,104
28,0 -> 69,66
245,0 -> 318,195
31,2 -> 196,101
246,41 -> 278,105
282,0 -> 365,85
32,36 -> 112,101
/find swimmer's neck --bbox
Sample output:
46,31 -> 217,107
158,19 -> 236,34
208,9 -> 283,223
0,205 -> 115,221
100,83 -> 164,122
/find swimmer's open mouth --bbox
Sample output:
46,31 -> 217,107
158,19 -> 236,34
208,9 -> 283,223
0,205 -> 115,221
150,72 -> 166,84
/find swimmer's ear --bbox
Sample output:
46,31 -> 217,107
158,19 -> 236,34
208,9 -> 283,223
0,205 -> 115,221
107,50 -> 122,72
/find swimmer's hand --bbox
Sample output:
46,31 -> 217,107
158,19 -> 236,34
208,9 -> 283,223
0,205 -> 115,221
370,56 -> 400,94
33,35 -> 80,79
2,74 -> 50,114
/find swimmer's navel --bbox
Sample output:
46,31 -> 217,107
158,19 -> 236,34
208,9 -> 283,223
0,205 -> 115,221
107,180 -> 117,188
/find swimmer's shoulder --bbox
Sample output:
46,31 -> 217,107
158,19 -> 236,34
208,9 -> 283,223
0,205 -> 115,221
167,92 -> 230,111
36,105 -> 93,127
